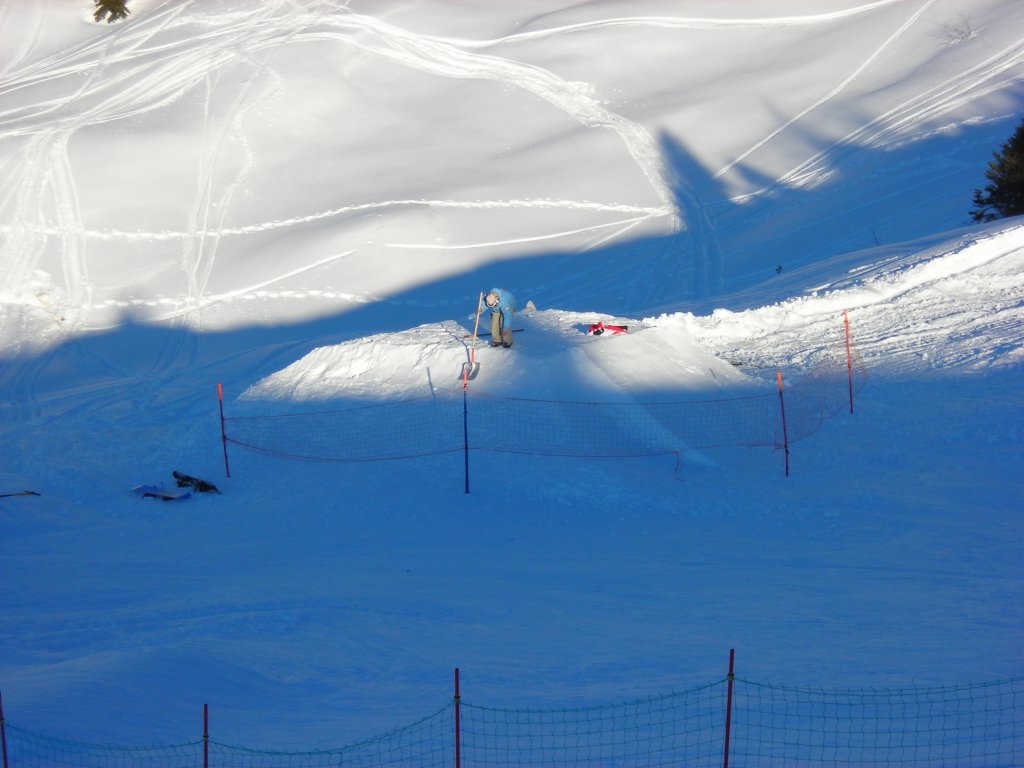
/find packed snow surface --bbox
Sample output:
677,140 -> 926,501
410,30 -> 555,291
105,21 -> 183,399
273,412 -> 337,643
0,0 -> 1022,749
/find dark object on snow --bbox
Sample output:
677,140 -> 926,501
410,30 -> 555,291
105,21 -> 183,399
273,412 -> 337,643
587,322 -> 629,336
0,490 -> 41,499
173,471 -> 221,494
133,484 -> 191,501
94,0 -> 130,23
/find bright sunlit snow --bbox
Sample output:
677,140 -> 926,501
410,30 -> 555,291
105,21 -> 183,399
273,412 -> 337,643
1,0 -> 1022,749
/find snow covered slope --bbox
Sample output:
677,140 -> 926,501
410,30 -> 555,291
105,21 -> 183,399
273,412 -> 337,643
0,0 -> 1021,750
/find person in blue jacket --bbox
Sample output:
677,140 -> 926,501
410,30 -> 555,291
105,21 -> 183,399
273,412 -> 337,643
481,288 -> 516,348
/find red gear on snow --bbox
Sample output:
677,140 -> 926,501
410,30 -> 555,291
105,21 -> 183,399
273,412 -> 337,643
587,321 -> 628,336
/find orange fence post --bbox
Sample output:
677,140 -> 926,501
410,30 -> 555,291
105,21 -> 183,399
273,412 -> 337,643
776,372 -> 790,477
844,310 -> 854,415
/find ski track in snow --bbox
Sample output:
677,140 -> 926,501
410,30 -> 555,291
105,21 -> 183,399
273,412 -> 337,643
435,0 -> 909,44
681,223 -> 1024,376
0,1 -> 1020,382
0,1 -> 1019,411
0,0 -> 687,323
731,22 -> 1024,202
0,0 -> 44,79
3,1 -> 955,322
713,0 -> 939,183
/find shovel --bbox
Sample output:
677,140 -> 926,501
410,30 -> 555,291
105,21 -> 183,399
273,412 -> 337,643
461,291 -> 484,382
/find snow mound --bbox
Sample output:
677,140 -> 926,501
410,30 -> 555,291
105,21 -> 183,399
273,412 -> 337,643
243,322 -> 471,402
244,307 -> 757,408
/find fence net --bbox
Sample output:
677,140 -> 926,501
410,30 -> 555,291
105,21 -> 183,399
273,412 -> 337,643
223,346 -> 867,464
460,682 -> 728,768
4,676 -> 1021,767
4,704 -> 454,768
224,394 -> 466,462
2,726 -> 202,768
730,676 -> 1024,767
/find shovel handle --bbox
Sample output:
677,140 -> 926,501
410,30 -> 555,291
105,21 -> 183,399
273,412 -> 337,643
470,291 -> 483,362
473,294 -> 485,354
462,292 -> 485,388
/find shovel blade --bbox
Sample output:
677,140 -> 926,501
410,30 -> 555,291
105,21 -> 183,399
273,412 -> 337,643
460,361 -> 480,381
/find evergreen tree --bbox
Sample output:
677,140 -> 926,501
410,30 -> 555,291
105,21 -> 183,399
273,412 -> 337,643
971,118 -> 1024,222
94,0 -> 130,24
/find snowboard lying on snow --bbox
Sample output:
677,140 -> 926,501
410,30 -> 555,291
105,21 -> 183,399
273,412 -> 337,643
173,470 -> 221,493
132,471 -> 221,501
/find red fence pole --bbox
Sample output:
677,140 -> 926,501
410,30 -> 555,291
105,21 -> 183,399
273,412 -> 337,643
1,689 -> 9,768
844,310 -> 854,415
776,372 -> 790,476
723,649 -> 735,768
463,392 -> 471,495
217,384 -> 231,478
454,668 -> 462,768
203,703 -> 209,768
